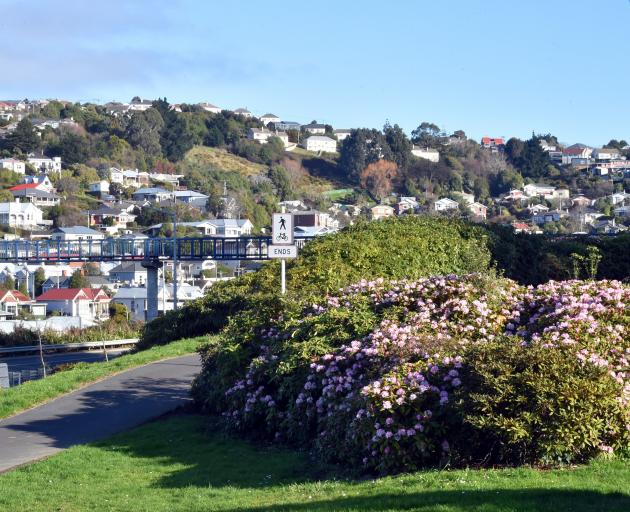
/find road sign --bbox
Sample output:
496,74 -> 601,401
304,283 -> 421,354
0,363 -> 9,389
272,213 -> 293,245
268,245 -> 297,259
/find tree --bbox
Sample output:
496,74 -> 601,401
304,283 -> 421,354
18,280 -> 30,298
383,122 -> 412,171
268,165 -> 292,200
360,160 -> 398,201
411,122 -> 443,147
34,267 -> 46,296
124,110 -> 163,156
1,275 -> 15,290
84,262 -> 102,276
49,131 -> 90,165
3,119 -> 40,153
69,270 -> 89,289
339,128 -> 392,183
0,190 -> 14,202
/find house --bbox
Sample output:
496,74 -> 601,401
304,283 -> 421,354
613,205 -> 630,217
273,121 -> 301,131
571,195 -> 592,208
293,210 -> 338,229
527,204 -> 550,214
128,98 -> 153,111
172,190 -> 209,208
539,140 -> 557,152
109,262 -> 148,286
211,218 -> 254,236
411,146 -> 440,162
88,205 -> 137,231
481,137 -> 505,152
0,201 -> 47,230
10,186 -> 60,207
303,136 -> 337,153
0,158 -> 25,174
123,169 -> 150,188
131,187 -> 171,202
0,290 -> 46,319
278,200 -> 307,212
333,129 -> 352,142
233,108 -> 252,118
112,286 -> 170,322
454,192 -> 475,206
395,196 -> 419,215
294,225 -> 337,237
552,189 -> 570,201
22,174 -> 54,192
149,172 -> 184,187
524,183 -> 556,198
591,219 -> 627,235
36,288 -> 110,321
469,202 -> 488,221
41,275 -> 72,294
434,198 -> 459,212
511,221 -> 541,235
88,181 -> 110,196
260,113 -> 281,126
50,226 -> 105,241
502,189 -> 525,202
370,204 -> 395,220
610,192 -> 629,205
198,102 -> 221,114
247,128 -> 290,147
562,144 -> 593,163
145,220 -> 218,237
302,123 -> 327,135
27,156 -> 62,174
531,210 -> 564,225
592,148 -> 621,161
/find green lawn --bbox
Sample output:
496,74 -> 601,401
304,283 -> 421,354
0,336 -> 209,419
1,414 -> 628,512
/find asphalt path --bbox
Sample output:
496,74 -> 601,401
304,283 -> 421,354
0,354 -> 201,472
0,349 -> 129,373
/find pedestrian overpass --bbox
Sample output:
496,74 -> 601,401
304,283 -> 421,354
0,236 -> 311,321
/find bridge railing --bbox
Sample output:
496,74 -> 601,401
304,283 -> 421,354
0,235 -> 314,262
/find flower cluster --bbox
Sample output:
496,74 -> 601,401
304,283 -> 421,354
218,275 -> 630,473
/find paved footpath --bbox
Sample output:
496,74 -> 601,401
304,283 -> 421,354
0,354 -> 201,472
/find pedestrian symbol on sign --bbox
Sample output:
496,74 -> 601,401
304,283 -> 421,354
272,213 -> 294,245
279,217 -> 286,230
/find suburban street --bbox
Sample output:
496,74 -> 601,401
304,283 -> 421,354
0,354 -> 201,472
0,349 -> 129,373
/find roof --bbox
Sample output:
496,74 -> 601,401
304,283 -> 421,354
261,113 -> 279,118
110,261 -> 147,274
132,187 -> 169,195
172,190 -> 209,198
233,108 -> 251,114
36,288 -> 89,301
9,183 -> 40,191
481,137 -> 505,145
43,276 -> 71,286
53,226 -> 103,235
0,290 -> 31,302
11,188 -> 58,198
304,123 -> 326,129
304,135 -> 336,142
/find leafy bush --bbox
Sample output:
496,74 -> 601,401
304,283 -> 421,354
192,275 -> 630,474
140,217 -> 493,348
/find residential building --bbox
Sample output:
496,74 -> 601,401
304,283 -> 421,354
172,190 -> 209,208
10,187 -> 60,207
571,195 -> 592,208
0,201 -> 47,230
149,172 -> 184,187
88,181 -> 110,196
434,198 -> 459,212
198,102 -> 221,114
109,262 -> 148,286
610,192 -> 629,205
411,146 -> 440,162
395,196 -> 419,215
592,148 -> 621,161
128,98 -> 153,111
273,121 -> 301,131
211,218 -> 254,236
370,204 -> 395,220
481,137 -> 505,152
131,187 -> 172,202
562,144 -> 593,161
112,286 -> 170,322
247,128 -> 290,147
333,129 -> 352,142
0,158 -> 25,174
532,210 -> 565,225
502,189 -> 525,202
470,202 -> 488,221
0,290 -> 46,319
88,205 -> 137,231
527,204 -> 550,215
27,156 -> 62,174
293,210 -> 338,229
524,183 -> 556,198
36,288 -> 110,321
233,108 -> 252,118
22,174 -> 54,192
278,200 -> 307,212
303,135 -> 337,153
454,192 -> 475,206
260,113 -> 281,125
50,226 -> 105,241
302,123 -> 327,135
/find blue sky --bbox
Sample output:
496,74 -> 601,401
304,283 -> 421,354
1,0 -> 629,146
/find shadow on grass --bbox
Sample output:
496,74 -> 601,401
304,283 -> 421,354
221,489 -> 630,512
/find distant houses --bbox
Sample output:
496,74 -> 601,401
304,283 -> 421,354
36,288 -> 111,321
303,135 -> 337,153
0,201 -> 48,230
0,158 -> 26,174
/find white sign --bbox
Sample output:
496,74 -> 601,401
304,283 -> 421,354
272,213 -> 293,245
268,245 -> 297,259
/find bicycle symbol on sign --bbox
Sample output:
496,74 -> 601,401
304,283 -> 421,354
278,232 -> 288,241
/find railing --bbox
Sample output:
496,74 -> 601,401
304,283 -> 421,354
0,338 -> 139,355
0,236 -> 313,263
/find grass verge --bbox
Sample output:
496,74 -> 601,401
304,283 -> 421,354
0,336 -> 208,419
0,414 -> 628,511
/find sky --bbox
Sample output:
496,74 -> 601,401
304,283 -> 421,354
1,0 -> 629,146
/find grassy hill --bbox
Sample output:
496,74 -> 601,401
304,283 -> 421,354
182,146 -> 267,177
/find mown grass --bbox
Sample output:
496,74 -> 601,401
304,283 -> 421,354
0,414 -> 628,511
0,336 -> 209,419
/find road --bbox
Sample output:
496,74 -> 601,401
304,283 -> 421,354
0,354 -> 201,472
0,349 -> 129,373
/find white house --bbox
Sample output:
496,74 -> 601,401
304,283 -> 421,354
211,218 -> 253,236
593,148 -> 621,161
27,156 -> 62,174
524,183 -> 556,198
260,113 -> 281,126
88,181 -> 110,195
0,201 -> 46,230
0,158 -> 25,174
112,286 -> 170,321
247,128 -> 290,147
469,202 -> 488,221
370,204 -> 395,220
411,146 -> 440,163
302,123 -> 327,135
128,98 -> 153,111
395,197 -> 419,214
233,108 -> 252,118
50,226 -> 106,241
434,198 -> 459,212
131,187 -> 172,202
333,129 -> 352,142
198,102 -> 221,114
172,190 -> 209,208
303,136 -> 337,153
36,288 -> 110,321
22,174 -> 54,192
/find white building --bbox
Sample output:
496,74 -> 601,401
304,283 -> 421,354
198,102 -> 221,114
50,226 -> 106,241
233,108 -> 252,118
333,129 -> 352,142
0,158 -> 26,174
303,136 -> 337,153
411,146 -> 440,163
36,288 -> 110,321
88,181 -> 110,195
260,113 -> 281,126
247,128 -> 289,147
27,156 -> 62,174
302,123 -> 327,135
22,174 -> 54,192
434,198 -> 459,212
524,183 -> 556,198
0,201 -> 46,230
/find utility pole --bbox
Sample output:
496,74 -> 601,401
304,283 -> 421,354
172,210 -> 178,310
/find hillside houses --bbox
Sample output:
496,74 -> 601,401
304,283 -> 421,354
303,135 -> 337,153
0,158 -> 26,174
0,201 -> 49,230
27,156 -> 62,174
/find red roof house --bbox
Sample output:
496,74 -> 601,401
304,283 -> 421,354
36,288 -> 110,321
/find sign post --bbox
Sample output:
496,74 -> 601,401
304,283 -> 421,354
270,209 -> 295,294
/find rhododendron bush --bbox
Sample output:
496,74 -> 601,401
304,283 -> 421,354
193,275 -> 630,473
